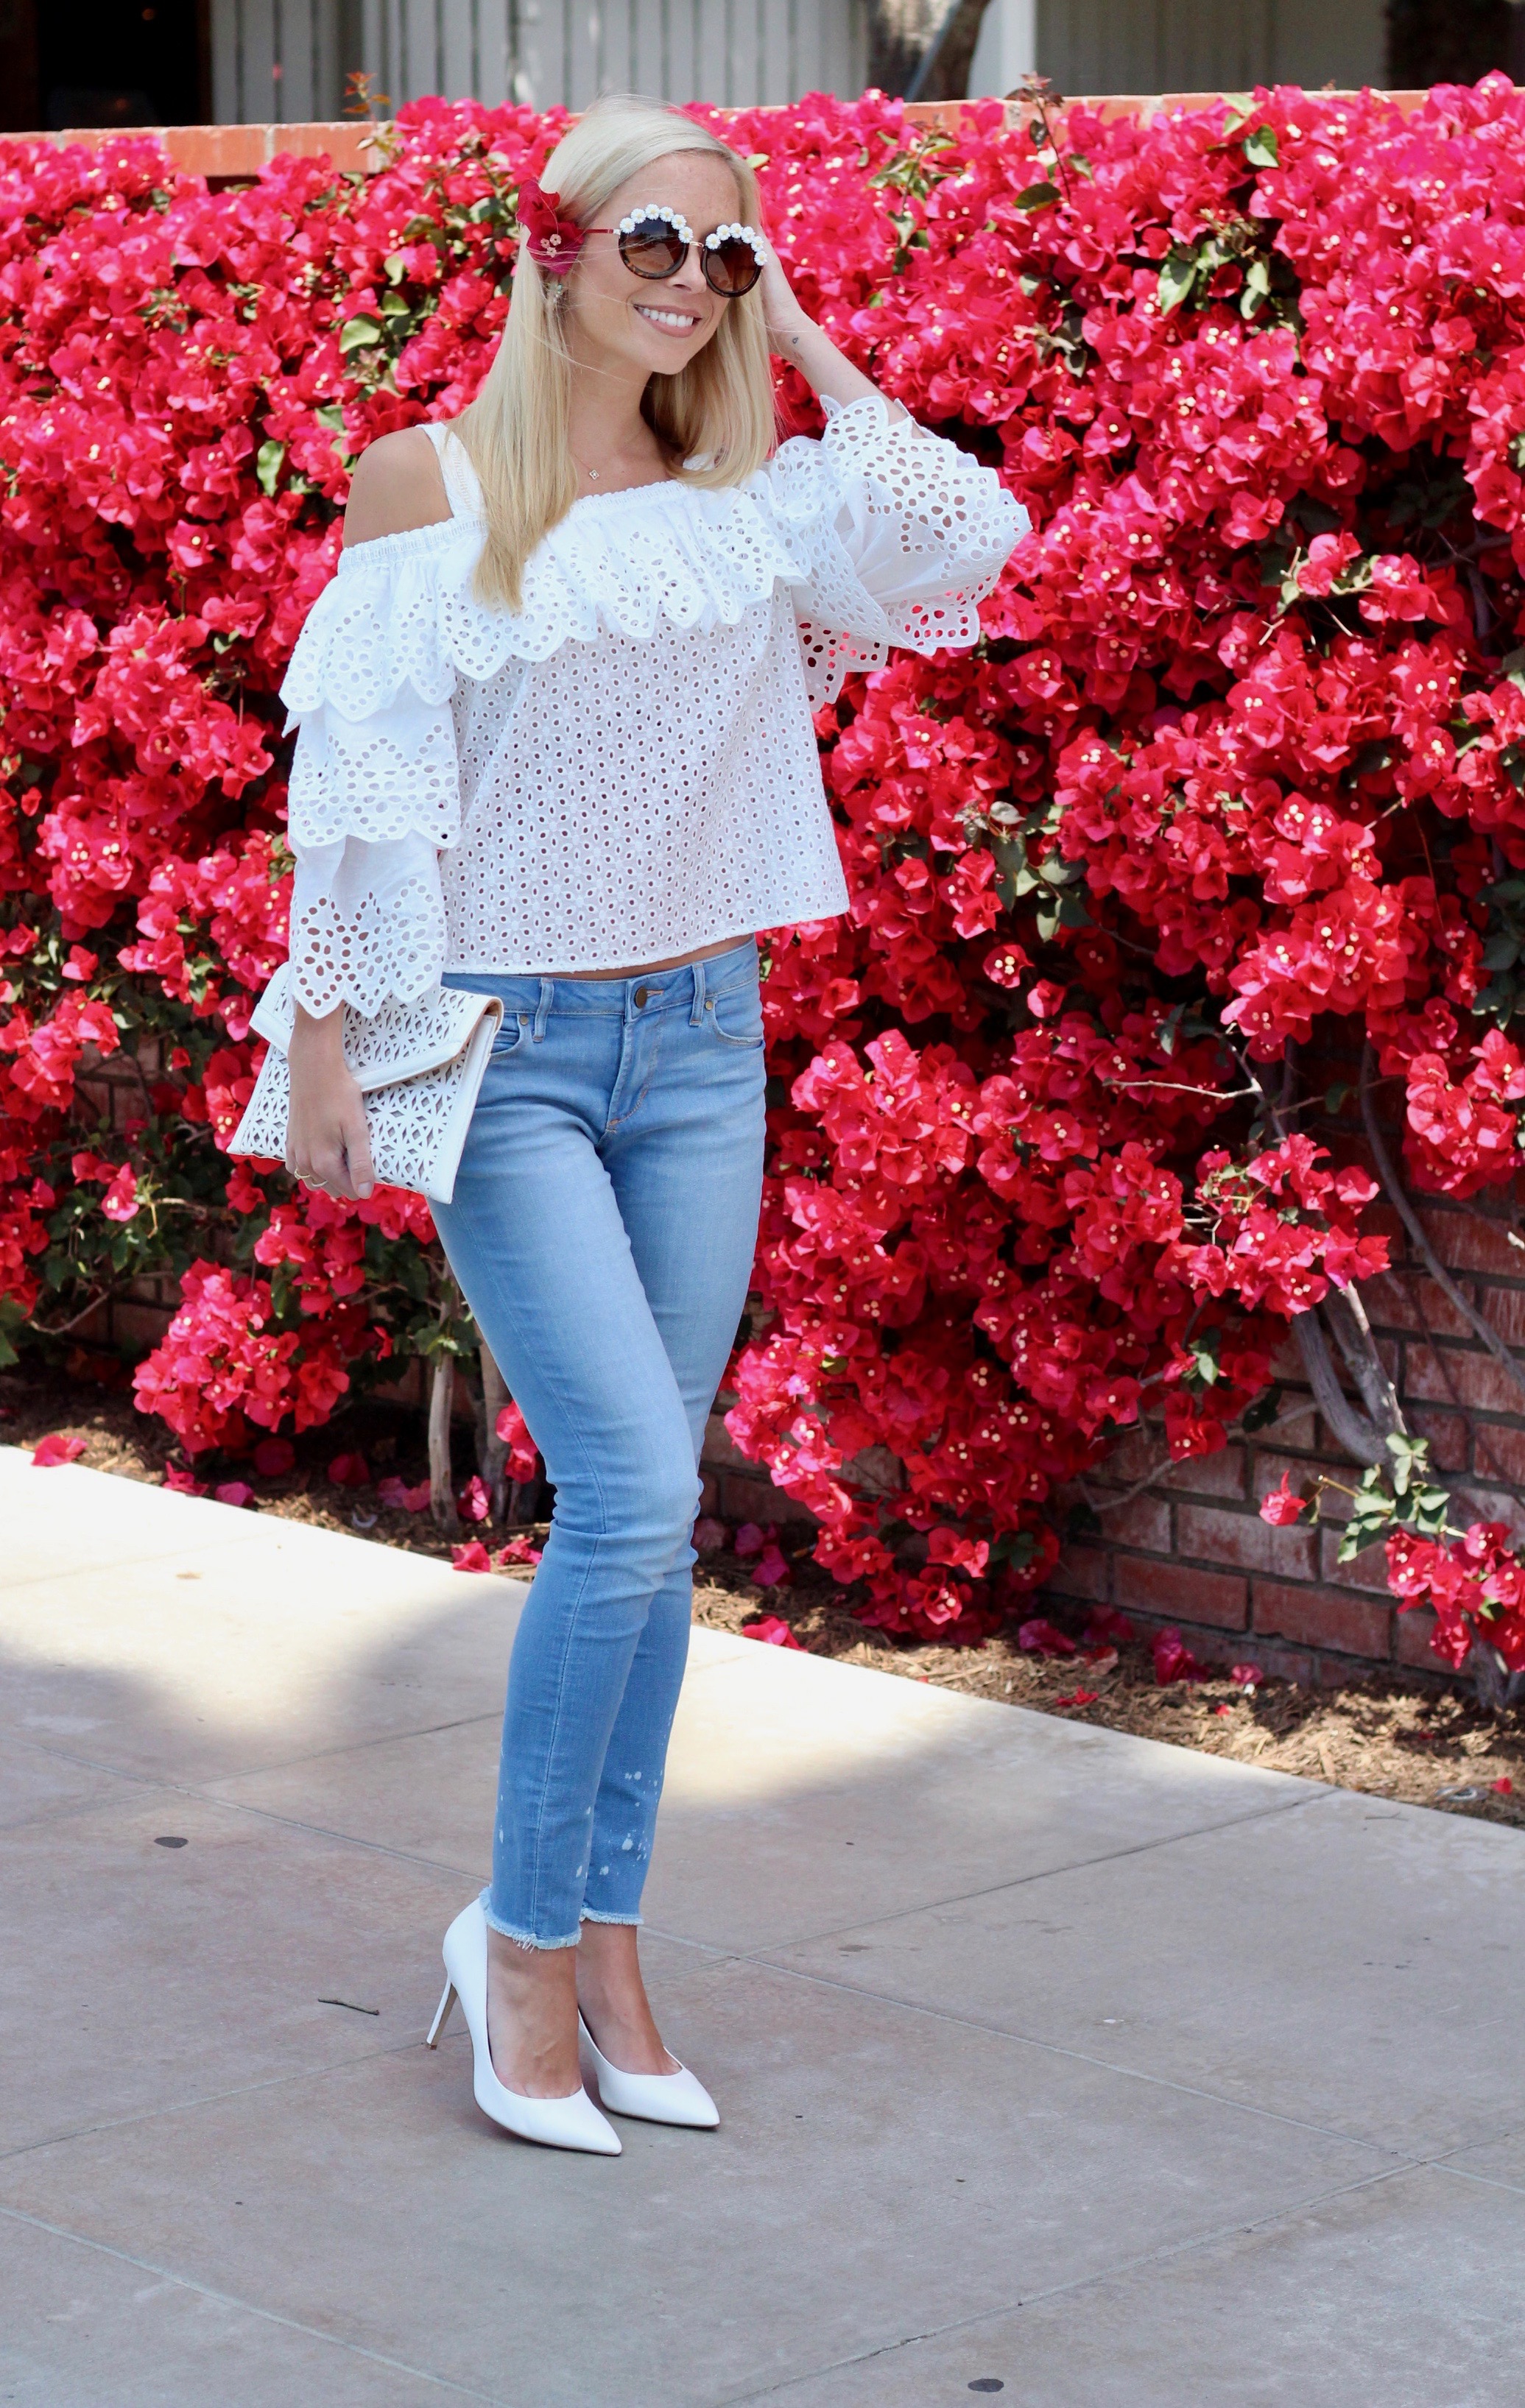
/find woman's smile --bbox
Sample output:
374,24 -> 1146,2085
633,300 -> 703,334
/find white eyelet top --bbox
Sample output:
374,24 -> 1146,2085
280,394 -> 1026,1015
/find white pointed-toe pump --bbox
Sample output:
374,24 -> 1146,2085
578,2012 -> 720,2129
426,1900 -> 621,2155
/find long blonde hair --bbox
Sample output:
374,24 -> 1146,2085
457,96 -> 776,610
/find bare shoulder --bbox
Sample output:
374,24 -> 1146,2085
342,426 -> 451,548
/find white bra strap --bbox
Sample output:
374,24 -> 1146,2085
422,420 -> 485,519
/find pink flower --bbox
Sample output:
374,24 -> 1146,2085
1017,1617 -> 1077,1657
31,1432 -> 86,1466
495,1535 -> 543,1567
378,1474 -> 432,1512
1258,1473 -> 1308,1527
742,1615 -> 802,1648
214,1480 -> 254,1507
1152,1627 -> 1208,1685
452,1541 -> 493,1572
458,1474 -> 490,1522
327,1451 -> 370,1489
253,1436 -> 295,1477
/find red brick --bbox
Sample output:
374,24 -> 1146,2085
1269,1335 -> 1305,1383
1177,1502 -> 1318,1580
1469,1282 -> 1525,1345
1361,1270 -> 1478,1341
1043,1545 -> 1110,1606
1404,1406 -> 1470,1475
1470,1426 -> 1525,1486
1114,1553 -> 1248,1631
1319,1526 -> 1392,1592
1169,1446 -> 1247,1503
698,1472 -> 720,1515
108,1301 -> 174,1348
717,1472 -> 816,1527
1404,1344 -> 1525,1417
1102,1423 -> 1169,1483
1089,1491 -> 1171,1551
1253,1581 -> 1392,1659
1394,1603 -> 1442,1670
1417,1209 -> 1525,1279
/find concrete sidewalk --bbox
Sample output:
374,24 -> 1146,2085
1,1443 -> 1522,2407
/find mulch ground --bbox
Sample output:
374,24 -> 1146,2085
6,1360 -> 1523,1831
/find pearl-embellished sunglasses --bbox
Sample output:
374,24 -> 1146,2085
585,204 -> 769,297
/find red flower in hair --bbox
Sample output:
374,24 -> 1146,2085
516,177 -> 584,274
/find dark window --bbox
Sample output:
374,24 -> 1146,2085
40,0 -> 204,129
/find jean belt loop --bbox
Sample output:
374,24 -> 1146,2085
690,954 -> 707,1026
532,978 -> 553,1042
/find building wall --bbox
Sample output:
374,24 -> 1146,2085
969,0 -> 1387,99
211,0 -> 868,123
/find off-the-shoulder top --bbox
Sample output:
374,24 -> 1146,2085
281,394 -> 1026,1014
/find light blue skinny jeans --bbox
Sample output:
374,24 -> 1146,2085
434,939 -> 766,1949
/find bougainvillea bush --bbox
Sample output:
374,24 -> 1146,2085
10,79 -> 1525,1675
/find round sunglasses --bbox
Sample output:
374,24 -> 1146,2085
585,205 -> 769,298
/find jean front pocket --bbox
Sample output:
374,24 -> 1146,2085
704,986 -> 764,1049
490,1011 -> 530,1059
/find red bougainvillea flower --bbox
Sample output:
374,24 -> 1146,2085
495,1535 -> 543,1567
516,177 -> 585,274
1152,1627 -> 1208,1684
1017,1617 -> 1077,1657
741,1614 -> 803,1648
253,1436 -> 295,1477
30,1432 -> 86,1466
1259,1473 -> 1309,1527
452,1540 -> 493,1573
378,1474 -> 432,1511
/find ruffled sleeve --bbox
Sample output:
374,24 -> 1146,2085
280,524 -> 465,1017
754,393 -> 1028,705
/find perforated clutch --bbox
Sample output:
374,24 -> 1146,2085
229,965 -> 503,1206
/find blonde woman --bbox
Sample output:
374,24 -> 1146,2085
282,93 -> 1023,2154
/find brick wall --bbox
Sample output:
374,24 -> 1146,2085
1039,1191 -> 1525,1689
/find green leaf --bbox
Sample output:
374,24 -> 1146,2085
1158,247 -> 1198,316
255,439 -> 285,498
1240,256 -> 1271,320
1241,1384 -> 1283,1434
339,314 -> 384,354
1015,180 -> 1060,211
1243,124 -> 1280,169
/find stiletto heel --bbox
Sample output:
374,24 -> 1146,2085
425,1979 -> 457,2049
432,1902 -> 621,2155
578,2013 -> 719,2129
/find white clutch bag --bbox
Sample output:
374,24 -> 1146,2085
229,965 -> 504,1206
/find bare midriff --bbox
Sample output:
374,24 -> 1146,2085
527,936 -> 750,981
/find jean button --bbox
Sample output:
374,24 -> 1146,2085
633,986 -> 649,1008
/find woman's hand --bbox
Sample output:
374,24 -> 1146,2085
759,247 -> 815,354
286,1006 -> 376,1201
757,244 -> 901,419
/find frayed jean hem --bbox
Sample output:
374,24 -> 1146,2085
580,1907 -> 642,1927
480,1891 -> 580,1952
